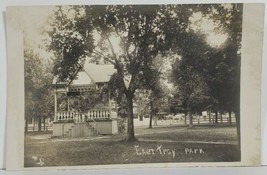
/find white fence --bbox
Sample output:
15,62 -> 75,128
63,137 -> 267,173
55,110 -> 111,122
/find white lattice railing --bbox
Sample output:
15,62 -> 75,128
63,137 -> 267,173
55,110 -> 111,122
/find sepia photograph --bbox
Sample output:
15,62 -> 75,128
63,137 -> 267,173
4,3 -> 264,170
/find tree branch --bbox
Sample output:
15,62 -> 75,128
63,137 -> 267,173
106,36 -> 118,62
66,62 -> 84,86
92,50 -> 116,65
114,28 -> 133,65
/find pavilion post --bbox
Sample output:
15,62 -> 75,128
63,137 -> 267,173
54,90 -> 57,122
67,97 -> 70,111
108,98 -> 112,118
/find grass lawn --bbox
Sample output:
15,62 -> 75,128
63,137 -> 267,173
24,125 -> 240,167
136,125 -> 238,144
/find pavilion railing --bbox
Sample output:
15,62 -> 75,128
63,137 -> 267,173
55,110 -> 111,123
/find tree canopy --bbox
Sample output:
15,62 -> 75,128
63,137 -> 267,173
25,48 -> 54,131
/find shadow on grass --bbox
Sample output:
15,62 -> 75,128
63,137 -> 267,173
24,125 -> 240,167
25,139 -> 240,167
25,131 -> 53,136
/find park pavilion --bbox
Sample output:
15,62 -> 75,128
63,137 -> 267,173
51,62 -> 118,137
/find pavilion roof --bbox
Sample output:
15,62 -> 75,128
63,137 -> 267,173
52,62 -> 116,86
83,62 -> 116,83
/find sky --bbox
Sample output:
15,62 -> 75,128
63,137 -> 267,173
8,6 -> 55,60
190,12 -> 228,47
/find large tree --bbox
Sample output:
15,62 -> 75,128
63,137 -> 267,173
200,4 -> 242,145
47,5 -> 193,141
25,48 -> 54,132
171,31 -> 213,127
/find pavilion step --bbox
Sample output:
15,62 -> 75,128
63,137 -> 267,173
63,123 -> 99,138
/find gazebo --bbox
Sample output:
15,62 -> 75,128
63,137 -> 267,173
51,62 -> 118,137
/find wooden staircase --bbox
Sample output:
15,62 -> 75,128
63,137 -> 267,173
63,122 -> 98,138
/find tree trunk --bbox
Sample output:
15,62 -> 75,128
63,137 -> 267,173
188,104 -> 193,128
33,118 -> 35,131
220,112 -> 223,123
153,116 -> 158,126
208,110 -> 211,123
184,112 -> 187,124
126,94 -> 136,142
149,100 -> 153,128
43,117 -> 46,131
229,111 -> 232,125
215,111 -> 218,123
188,111 -> 193,128
38,118 -> 42,132
149,115 -> 153,128
235,110 -> 241,149
25,119 -> 28,133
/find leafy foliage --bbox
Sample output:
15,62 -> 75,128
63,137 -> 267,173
171,31 -> 212,113
25,48 -> 54,131
48,6 -> 95,82
170,4 -> 242,129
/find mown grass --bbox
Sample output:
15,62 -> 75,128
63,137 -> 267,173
137,125 -> 238,143
24,125 -> 240,167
